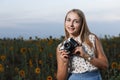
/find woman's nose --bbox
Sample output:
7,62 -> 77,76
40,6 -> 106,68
70,21 -> 74,27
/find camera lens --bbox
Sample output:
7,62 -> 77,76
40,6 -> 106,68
64,42 -> 71,50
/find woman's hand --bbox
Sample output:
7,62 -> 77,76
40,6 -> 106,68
74,46 -> 86,57
58,50 -> 69,63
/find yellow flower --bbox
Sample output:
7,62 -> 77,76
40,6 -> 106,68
15,67 -> 19,73
9,46 -> 14,51
39,47 -> 43,52
38,60 -> 42,65
48,39 -> 53,46
111,62 -> 118,69
29,59 -> 33,67
35,67 -> 40,74
19,70 -> 25,78
20,48 -> 27,54
1,55 -> 6,61
47,75 -> 53,80
0,64 -> 4,72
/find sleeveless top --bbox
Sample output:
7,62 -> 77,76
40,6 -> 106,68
59,34 -> 98,73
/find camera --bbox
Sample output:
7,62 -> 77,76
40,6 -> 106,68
60,38 -> 79,55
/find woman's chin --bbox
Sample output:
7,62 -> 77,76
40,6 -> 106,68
68,30 -> 75,33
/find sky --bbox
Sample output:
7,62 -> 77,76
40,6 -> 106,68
0,0 -> 120,39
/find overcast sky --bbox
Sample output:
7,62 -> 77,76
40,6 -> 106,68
0,0 -> 120,39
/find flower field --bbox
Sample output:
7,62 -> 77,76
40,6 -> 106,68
0,35 -> 120,80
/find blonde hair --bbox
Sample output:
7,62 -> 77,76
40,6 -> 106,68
64,9 -> 93,47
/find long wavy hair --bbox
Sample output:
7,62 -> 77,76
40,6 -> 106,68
64,9 -> 93,48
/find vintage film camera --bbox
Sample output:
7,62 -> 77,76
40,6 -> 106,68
60,38 -> 79,55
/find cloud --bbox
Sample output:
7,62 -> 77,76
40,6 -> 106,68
87,11 -> 120,22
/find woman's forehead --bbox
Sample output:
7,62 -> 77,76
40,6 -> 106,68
66,12 -> 81,19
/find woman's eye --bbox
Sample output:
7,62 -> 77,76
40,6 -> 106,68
74,20 -> 79,23
66,19 -> 71,22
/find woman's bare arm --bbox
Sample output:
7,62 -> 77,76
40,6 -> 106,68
56,46 -> 69,80
89,36 -> 109,69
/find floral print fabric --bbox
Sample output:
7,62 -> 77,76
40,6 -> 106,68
69,34 -> 98,73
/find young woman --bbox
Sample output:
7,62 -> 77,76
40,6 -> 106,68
56,9 -> 108,80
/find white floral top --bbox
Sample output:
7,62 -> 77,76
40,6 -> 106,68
58,34 -> 98,73
69,34 -> 98,73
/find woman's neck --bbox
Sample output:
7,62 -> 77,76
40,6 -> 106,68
69,34 -> 82,44
69,34 -> 80,39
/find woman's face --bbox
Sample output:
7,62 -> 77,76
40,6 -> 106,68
65,12 -> 81,37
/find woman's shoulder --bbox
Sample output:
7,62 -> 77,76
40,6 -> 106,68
57,42 -> 62,48
89,33 -> 95,41
56,42 -> 64,50
88,33 -> 100,46
89,33 -> 98,40
89,33 -> 101,45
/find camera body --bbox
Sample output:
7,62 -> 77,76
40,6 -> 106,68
60,38 -> 79,55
